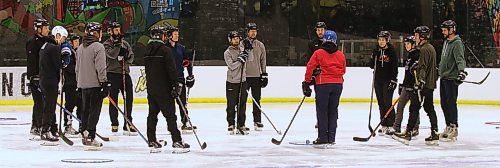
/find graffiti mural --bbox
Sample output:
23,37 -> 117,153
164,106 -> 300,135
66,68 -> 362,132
485,0 -> 500,61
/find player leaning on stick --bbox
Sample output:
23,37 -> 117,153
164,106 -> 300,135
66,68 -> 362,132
393,26 -> 439,145
438,20 -> 467,141
302,30 -> 346,145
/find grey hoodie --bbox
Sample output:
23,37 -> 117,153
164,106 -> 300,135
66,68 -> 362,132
240,38 -> 266,77
224,46 -> 246,83
76,36 -> 107,88
103,38 -> 134,74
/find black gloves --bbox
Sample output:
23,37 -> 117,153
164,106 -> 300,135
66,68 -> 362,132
456,70 -> 468,84
171,82 -> 183,98
311,67 -> 321,85
118,47 -> 129,61
186,75 -> 195,88
260,73 -> 268,88
99,82 -> 111,99
238,51 -> 248,63
242,38 -> 253,50
302,81 -> 312,97
388,80 -> 397,91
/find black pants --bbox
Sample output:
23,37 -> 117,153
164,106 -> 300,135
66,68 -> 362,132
407,88 -> 438,131
440,79 -> 459,127
147,94 -> 181,143
81,88 -> 104,139
374,79 -> 395,126
63,84 -> 81,127
226,81 -> 248,127
315,84 -> 343,143
107,73 -> 134,129
29,80 -> 44,128
175,78 -> 188,125
40,79 -> 58,132
246,77 -> 261,123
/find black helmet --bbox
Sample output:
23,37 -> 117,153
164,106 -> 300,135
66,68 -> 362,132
377,31 -> 391,42
109,22 -> 121,29
246,23 -> 258,31
403,36 -> 416,44
33,18 -> 49,31
85,22 -> 102,36
167,26 -> 179,37
441,20 -> 457,33
414,26 -> 431,39
150,25 -> 167,39
315,21 -> 327,29
227,31 -> 241,43
68,33 -> 80,41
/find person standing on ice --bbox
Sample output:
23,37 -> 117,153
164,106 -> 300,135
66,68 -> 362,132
62,33 -> 82,137
224,31 -> 249,135
392,36 -> 421,135
26,18 -> 50,138
393,26 -> 439,145
76,22 -> 110,149
166,26 -> 197,133
103,22 -> 137,136
438,20 -> 467,141
39,26 -> 71,143
370,31 -> 399,135
144,26 -> 190,150
240,23 -> 267,131
302,30 -> 346,145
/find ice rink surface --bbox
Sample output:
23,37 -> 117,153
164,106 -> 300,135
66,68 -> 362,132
0,102 -> 499,167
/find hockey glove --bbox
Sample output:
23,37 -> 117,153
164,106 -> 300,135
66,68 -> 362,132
302,81 -> 312,97
61,45 -> 71,68
414,79 -> 425,91
182,59 -> 191,67
388,80 -> 398,92
457,70 -> 468,81
113,38 -> 121,47
242,39 -> 253,50
118,47 -> 129,61
260,73 -> 268,88
171,82 -> 183,98
186,75 -> 195,88
99,82 -> 111,99
28,76 -> 40,90
238,51 -> 248,63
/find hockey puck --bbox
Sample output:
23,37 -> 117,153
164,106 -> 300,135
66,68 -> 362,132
305,140 -> 310,145
61,158 -> 113,163
496,126 -> 499,129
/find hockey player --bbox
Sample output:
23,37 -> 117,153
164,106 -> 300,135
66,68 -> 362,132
39,26 -> 71,143
393,26 -> 439,145
393,36 -> 420,135
439,20 -> 467,141
305,21 -> 327,62
103,22 -> 136,136
166,26 -> 197,133
76,22 -> 110,149
63,33 -> 82,137
370,31 -> 399,135
225,31 -> 249,135
241,23 -> 267,131
303,30 -> 346,145
144,26 -> 190,151
26,18 -> 50,138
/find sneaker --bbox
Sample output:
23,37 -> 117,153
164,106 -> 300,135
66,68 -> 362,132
254,122 -> 264,131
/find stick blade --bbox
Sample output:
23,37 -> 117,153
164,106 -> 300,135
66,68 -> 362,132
271,138 -> 281,145
353,137 -> 370,142
200,142 -> 207,150
59,131 -> 74,146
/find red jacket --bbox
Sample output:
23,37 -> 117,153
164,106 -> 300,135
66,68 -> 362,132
305,48 -> 346,84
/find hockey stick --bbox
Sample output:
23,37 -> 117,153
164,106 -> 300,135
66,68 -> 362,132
463,43 -> 491,85
175,97 -> 207,150
246,90 -> 282,135
236,60 -> 247,135
122,59 -> 132,134
186,49 -> 195,104
353,96 -> 400,142
59,70 -> 73,146
55,102 -> 110,142
271,96 -> 306,145
367,54 -> 378,136
108,96 -> 148,144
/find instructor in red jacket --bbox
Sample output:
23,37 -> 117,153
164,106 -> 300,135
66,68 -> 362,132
303,30 -> 346,145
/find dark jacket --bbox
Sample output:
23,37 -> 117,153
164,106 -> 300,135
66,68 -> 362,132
39,40 -> 62,82
63,47 -> 77,87
402,49 -> 420,88
26,35 -> 47,79
144,40 -> 178,97
103,38 -> 134,74
167,42 -> 193,78
305,43 -> 346,84
305,38 -> 322,63
416,42 -> 438,89
370,43 -> 399,81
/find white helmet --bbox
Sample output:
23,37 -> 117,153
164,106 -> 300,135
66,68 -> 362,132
51,26 -> 68,38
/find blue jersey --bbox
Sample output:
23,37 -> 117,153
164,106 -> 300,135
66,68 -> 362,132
168,42 -> 193,78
